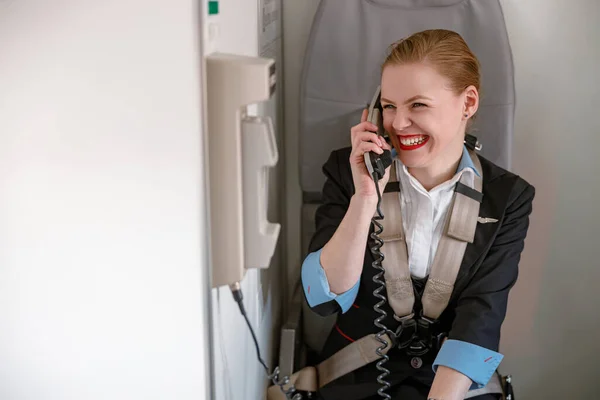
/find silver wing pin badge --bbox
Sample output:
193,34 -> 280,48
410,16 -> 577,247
477,217 -> 498,224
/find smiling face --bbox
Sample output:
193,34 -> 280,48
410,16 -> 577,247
381,62 -> 478,175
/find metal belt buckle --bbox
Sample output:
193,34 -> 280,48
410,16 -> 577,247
405,315 -> 438,356
406,341 -> 430,356
394,316 -> 417,350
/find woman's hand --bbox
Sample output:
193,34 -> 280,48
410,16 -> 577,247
428,366 -> 472,400
316,109 -> 395,294
349,109 -> 392,200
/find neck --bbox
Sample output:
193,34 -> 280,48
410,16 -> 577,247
408,143 -> 464,191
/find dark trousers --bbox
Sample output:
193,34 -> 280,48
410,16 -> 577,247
316,377 -> 501,400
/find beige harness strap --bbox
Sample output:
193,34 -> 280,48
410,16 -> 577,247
266,334 -> 393,400
422,150 -> 483,319
317,333 -> 393,387
267,333 -> 504,399
379,162 -> 415,318
381,150 -> 483,321
266,151 -> 496,400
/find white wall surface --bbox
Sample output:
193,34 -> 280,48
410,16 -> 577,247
0,1 -> 212,399
204,1 -> 284,400
499,1 -> 600,398
283,0 -> 600,398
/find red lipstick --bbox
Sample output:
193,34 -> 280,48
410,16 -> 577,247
398,135 -> 429,151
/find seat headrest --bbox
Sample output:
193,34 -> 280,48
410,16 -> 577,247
299,0 -> 515,197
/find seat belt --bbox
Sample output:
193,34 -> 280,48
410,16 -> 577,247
267,148 -> 502,399
267,333 -> 395,400
266,334 -> 506,400
380,148 -> 483,324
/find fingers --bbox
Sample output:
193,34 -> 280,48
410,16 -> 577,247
350,110 -> 389,164
380,137 -> 392,150
360,108 -> 368,123
356,141 -> 384,155
352,131 -> 383,149
350,141 -> 384,165
351,118 -> 377,141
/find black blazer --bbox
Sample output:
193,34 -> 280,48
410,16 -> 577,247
305,147 -> 536,399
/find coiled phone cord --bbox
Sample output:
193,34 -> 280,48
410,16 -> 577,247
370,172 -> 393,400
229,160 -> 394,400
231,284 -> 302,400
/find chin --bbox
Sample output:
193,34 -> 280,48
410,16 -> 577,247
393,140 -> 433,168
397,152 -> 430,169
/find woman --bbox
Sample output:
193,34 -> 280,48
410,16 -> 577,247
301,29 -> 535,400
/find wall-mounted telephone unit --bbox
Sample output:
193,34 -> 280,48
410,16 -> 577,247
205,53 -> 280,289
206,53 -> 295,399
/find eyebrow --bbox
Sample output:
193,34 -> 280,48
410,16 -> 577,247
381,95 -> 433,105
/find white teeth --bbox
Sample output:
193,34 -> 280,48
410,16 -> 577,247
400,136 -> 427,146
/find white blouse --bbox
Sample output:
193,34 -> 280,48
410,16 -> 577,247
394,149 -> 477,279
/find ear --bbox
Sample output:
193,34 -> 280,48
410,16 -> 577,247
463,85 -> 479,118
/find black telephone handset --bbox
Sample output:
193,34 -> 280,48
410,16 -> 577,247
363,86 -> 393,182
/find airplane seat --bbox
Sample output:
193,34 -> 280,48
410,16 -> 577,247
276,0 -> 516,393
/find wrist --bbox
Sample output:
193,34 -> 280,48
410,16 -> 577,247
428,365 -> 472,400
351,194 -> 379,209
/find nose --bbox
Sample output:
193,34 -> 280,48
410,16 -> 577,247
392,110 -> 411,131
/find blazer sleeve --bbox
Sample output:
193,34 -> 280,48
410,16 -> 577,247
307,149 -> 353,255
446,179 -> 536,351
301,149 -> 355,316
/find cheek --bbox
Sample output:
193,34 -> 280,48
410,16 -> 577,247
388,134 -> 400,149
382,114 -> 394,132
415,112 -> 454,138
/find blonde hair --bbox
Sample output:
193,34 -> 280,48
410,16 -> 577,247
382,29 -> 481,96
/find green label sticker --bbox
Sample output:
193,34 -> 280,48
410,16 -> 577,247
208,1 -> 219,15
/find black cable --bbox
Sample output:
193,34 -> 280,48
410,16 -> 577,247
370,172 -> 393,400
373,170 -> 384,217
230,284 -> 302,400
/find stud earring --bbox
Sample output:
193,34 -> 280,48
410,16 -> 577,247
464,113 -> 469,118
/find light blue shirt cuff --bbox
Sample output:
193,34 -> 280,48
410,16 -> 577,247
432,339 -> 504,389
301,248 -> 360,313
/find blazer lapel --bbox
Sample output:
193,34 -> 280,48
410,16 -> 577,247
453,161 -> 512,291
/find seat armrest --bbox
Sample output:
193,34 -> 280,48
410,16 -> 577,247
278,280 -> 304,378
